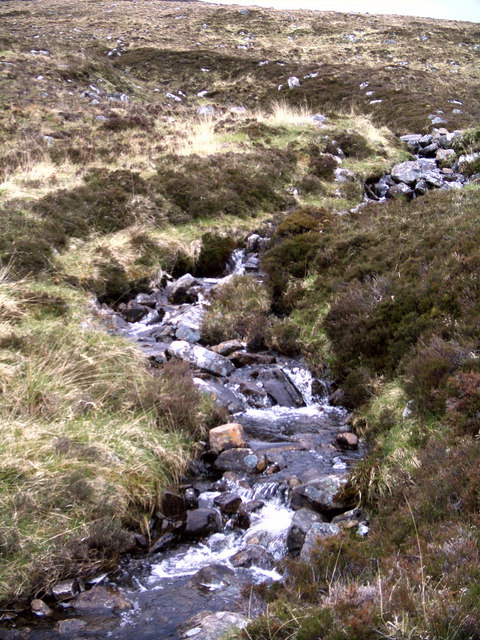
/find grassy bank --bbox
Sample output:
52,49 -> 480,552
1,0 -> 480,624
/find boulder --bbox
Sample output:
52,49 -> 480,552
213,448 -> 265,474
387,183 -> 413,199
174,306 -> 206,343
209,423 -> 246,453
121,304 -> 149,323
161,490 -> 186,519
52,579 -> 80,601
168,274 -> 198,304
180,611 -> 248,640
213,492 -> 242,514
210,340 -> 245,356
230,352 -> 276,366
419,142 -> 439,157
194,378 -> 244,414
231,545 -> 274,569
149,532 -> 177,554
259,369 -> 304,407
336,432 -> 358,449
290,475 -> 349,516
391,161 -> 422,186
184,508 -> 223,538
300,522 -> 341,559
72,586 -> 132,612
31,599 -> 53,617
436,148 -> 456,166
287,508 -> 327,555
167,341 -> 235,377
188,564 -> 235,591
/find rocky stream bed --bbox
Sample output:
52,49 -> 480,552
3,126 -> 477,640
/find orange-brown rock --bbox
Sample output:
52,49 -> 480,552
209,423 -> 246,453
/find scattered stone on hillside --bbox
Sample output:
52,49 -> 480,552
387,183 -> 414,199
72,586 -> 132,612
287,76 -> 300,89
300,522 -> 341,559
391,160 -> 422,185
436,148 -> 456,165
287,508 -> 327,555
167,341 -> 235,377
334,167 -> 355,182
336,432 -> 358,449
209,423 -> 246,453
31,599 -> 53,617
185,509 -> 223,538
197,105 -> 215,117
231,545 -> 273,569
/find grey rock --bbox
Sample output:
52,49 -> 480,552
213,447 -> 257,473
414,179 -> 429,196
391,161 -> 422,186
31,599 -> 53,617
290,474 -> 349,515
185,508 -> 223,538
197,105 -> 215,117
180,611 -> 248,640
174,306 -> 206,343
287,508 -> 327,555
418,134 -> 433,147
287,76 -> 300,89
52,579 -> 80,601
210,340 -> 245,356
259,369 -> 304,407
387,182 -> 414,199
400,134 -> 422,151
167,341 -> 235,377
213,492 -> 242,514
300,522 -> 340,559
334,167 -> 355,182
188,564 -> 235,590
121,304 -> 149,323
72,586 -> 132,612
419,142 -> 439,158
168,274 -> 199,304
194,378 -> 244,414
231,545 -> 274,569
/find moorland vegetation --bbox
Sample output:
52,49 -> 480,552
1,0 -> 480,636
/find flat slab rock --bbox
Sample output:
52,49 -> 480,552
168,341 -> 235,377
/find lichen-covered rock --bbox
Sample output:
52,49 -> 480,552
287,508 -> 327,555
209,423 -> 246,453
290,474 -> 349,516
167,341 -> 235,377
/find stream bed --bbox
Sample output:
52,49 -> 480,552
11,242 -> 364,640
